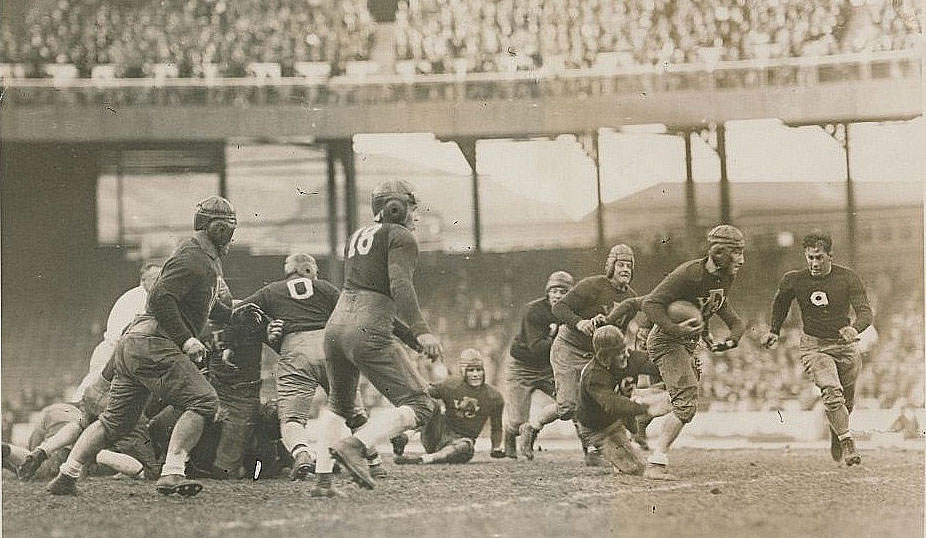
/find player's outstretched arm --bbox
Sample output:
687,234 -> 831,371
605,296 -> 644,329
387,228 -> 439,360
763,275 -> 796,348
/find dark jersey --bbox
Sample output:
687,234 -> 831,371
204,316 -> 265,385
769,264 -> 872,339
430,378 -> 504,446
577,350 -> 660,430
552,275 -> 637,351
342,222 -> 429,335
643,257 -> 745,341
241,275 -> 340,335
146,234 -> 231,348
509,297 -> 558,369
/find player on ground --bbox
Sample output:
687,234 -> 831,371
502,271 -> 574,458
47,196 -> 238,497
311,180 -> 442,496
761,232 -> 872,466
576,326 -> 670,476
641,225 -> 747,480
522,244 -> 637,466
73,263 -> 162,402
394,349 -> 505,465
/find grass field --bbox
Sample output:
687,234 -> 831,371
3,446 -> 923,538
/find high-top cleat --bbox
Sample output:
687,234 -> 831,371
830,430 -> 844,462
290,450 -> 316,481
330,437 -> 375,490
390,433 -> 409,457
518,423 -> 538,460
47,473 -> 78,495
156,474 -> 203,497
504,432 -> 518,459
642,463 -> 679,481
393,455 -> 423,465
18,447 -> 49,480
309,473 -> 344,498
841,437 -> 861,467
584,448 -> 608,468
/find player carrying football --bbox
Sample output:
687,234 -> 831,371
47,196 -> 239,497
503,271 -> 574,458
642,225 -> 747,480
761,232 -> 872,466
522,244 -> 638,466
394,349 -> 505,465
312,179 -> 442,495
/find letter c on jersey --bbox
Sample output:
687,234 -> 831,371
810,291 -> 829,307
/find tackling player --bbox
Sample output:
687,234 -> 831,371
394,350 -> 505,465
761,232 -> 872,466
522,244 -> 638,466
641,225 -> 747,480
576,326 -> 670,476
312,179 -> 442,495
47,196 -> 239,497
503,271 -> 574,458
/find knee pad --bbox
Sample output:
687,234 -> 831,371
185,393 -> 219,421
405,395 -> 437,428
821,387 -> 845,411
671,386 -> 698,423
556,402 -> 575,421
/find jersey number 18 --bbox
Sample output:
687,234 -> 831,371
347,224 -> 383,259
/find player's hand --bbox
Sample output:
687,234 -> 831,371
632,386 -> 672,417
675,318 -> 704,338
232,302 -> 265,326
182,337 -> 207,363
417,333 -> 442,360
549,323 -> 560,338
490,448 -> 506,459
838,326 -> 860,344
760,332 -> 779,349
592,314 -> 608,327
576,319 -> 597,336
267,319 -> 284,344
709,337 -> 738,353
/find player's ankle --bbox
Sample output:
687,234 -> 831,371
648,451 -> 668,466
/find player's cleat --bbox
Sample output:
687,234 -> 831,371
368,463 -> 388,479
2,443 -> 19,476
47,473 -> 78,495
156,474 -> 204,497
830,430 -> 843,462
393,455 -> 423,465
18,447 -> 49,480
584,449 -> 608,468
642,463 -> 679,481
518,423 -> 537,460
290,450 -> 316,481
504,432 -> 518,459
330,437 -> 375,490
841,437 -> 861,467
390,433 -> 409,457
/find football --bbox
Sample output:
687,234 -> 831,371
667,300 -> 703,325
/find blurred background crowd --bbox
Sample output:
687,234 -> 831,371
0,0 -> 921,78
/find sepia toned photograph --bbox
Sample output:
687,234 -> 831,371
0,0 -> 923,535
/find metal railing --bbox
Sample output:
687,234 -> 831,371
0,49 -> 920,107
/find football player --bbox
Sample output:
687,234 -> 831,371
394,350 -> 505,465
312,180 -> 442,496
761,232 -> 873,466
237,254 -> 391,480
73,263 -> 162,402
576,326 -> 670,476
503,271 -> 574,459
48,196 -> 239,497
641,225 -> 747,480
522,244 -> 638,466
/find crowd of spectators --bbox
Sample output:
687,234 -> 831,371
395,0 -> 924,73
1,0 -> 921,78
0,0 -> 373,78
